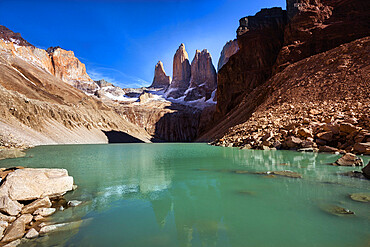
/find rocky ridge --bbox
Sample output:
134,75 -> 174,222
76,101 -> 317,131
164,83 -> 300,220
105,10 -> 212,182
208,37 -> 370,154
200,0 -> 370,154
165,44 -> 217,102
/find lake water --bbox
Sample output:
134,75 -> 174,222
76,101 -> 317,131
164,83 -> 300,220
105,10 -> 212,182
0,144 -> 369,247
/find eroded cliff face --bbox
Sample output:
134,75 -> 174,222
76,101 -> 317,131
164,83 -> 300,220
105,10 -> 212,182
215,7 -> 287,120
185,49 -> 217,101
46,46 -> 98,93
215,0 -> 370,122
200,0 -> 370,154
0,25 -> 97,94
275,0 -> 370,72
150,61 -> 171,88
166,44 -> 191,99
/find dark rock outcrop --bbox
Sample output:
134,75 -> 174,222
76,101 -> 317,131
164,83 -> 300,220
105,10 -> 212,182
216,7 -> 287,119
0,25 -> 34,47
166,44 -> 191,99
150,61 -> 171,88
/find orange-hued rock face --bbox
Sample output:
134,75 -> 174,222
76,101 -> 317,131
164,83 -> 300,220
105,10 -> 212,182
47,47 -> 92,83
0,40 -> 54,75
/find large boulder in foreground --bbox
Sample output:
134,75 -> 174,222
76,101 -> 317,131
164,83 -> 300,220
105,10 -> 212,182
332,153 -> 364,167
0,169 -> 73,201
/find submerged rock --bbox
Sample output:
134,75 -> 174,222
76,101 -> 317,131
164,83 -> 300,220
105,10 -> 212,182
321,205 -> 355,216
332,153 -> 363,166
39,220 -> 83,235
0,149 -> 26,161
270,171 -> 302,178
67,200 -> 82,207
350,193 -> 370,203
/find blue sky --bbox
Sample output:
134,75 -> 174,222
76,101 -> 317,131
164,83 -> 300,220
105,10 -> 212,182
0,0 -> 285,88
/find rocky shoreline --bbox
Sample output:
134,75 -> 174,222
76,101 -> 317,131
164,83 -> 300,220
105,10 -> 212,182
0,167 -> 83,246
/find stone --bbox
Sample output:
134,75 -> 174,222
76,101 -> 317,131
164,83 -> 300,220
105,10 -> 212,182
1,214 -> 32,242
353,142 -> 370,155
0,220 -> 8,239
24,228 -> 38,239
72,185 -> 78,191
0,168 -> 73,201
166,44 -> 191,99
315,139 -> 327,146
319,146 -> 338,153
150,61 -> 171,88
321,205 -> 355,216
333,153 -> 363,166
270,171 -> 302,178
341,171 -> 366,179
0,213 -> 16,223
33,215 -> 44,222
285,136 -> 302,148
67,200 -> 82,207
362,162 -> 370,179
218,40 -> 239,70
350,193 -> 370,203
317,131 -> 333,142
33,208 -> 56,217
0,196 -> 23,216
39,220 -> 83,235
340,123 -> 357,134
297,127 -> 312,138
2,239 -> 22,247
21,197 -> 52,214
184,49 -> 217,101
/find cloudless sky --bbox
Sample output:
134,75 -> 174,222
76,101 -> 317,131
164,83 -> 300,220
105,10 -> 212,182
0,0 -> 285,88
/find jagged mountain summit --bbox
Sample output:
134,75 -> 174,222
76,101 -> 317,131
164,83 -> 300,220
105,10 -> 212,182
150,61 -> 171,89
159,44 -> 217,102
185,49 -> 217,101
165,43 -> 191,99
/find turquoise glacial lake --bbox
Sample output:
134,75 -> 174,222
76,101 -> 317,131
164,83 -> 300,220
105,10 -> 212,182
0,144 -> 369,247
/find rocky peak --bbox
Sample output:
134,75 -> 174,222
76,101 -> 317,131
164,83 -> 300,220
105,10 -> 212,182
0,25 -> 34,47
237,7 -> 287,36
95,79 -> 112,88
217,40 -> 239,71
184,49 -> 217,101
150,61 -> 171,88
166,43 -> 191,99
46,46 -> 61,54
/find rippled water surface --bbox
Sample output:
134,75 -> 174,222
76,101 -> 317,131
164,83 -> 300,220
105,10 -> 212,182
0,144 -> 369,247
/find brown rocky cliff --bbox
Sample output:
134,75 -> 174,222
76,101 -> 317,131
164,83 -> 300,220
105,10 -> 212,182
184,49 -> 217,101
150,61 -> 171,88
214,0 -> 369,124
166,44 -> 191,99
215,7 -> 287,120
275,0 -> 370,72
207,37 -> 370,154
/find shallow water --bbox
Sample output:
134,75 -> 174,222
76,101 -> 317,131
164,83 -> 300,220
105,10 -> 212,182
0,144 -> 369,247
